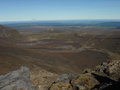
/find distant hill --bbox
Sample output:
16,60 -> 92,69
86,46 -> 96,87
97,22 -> 120,28
2,21 -> 120,31
0,25 -> 21,39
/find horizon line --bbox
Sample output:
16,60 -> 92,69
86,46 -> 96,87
0,19 -> 120,23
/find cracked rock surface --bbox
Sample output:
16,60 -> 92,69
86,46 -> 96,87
0,66 -> 35,90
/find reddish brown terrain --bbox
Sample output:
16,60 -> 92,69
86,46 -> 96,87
0,25 -> 120,75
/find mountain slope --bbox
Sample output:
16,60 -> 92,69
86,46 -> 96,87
0,25 -> 21,39
0,25 -> 113,75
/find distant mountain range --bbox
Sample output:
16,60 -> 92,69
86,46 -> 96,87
1,20 -> 120,29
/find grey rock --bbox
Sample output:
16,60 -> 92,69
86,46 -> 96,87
55,74 -> 77,83
74,84 -> 86,90
49,60 -> 120,90
0,66 -> 35,90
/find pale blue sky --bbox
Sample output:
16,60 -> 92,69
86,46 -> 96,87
0,0 -> 120,22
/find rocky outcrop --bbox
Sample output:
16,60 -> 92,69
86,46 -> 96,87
49,60 -> 120,90
0,66 -> 35,90
49,73 -> 100,90
105,60 -> 120,81
49,74 -> 76,90
1,60 -> 120,90
71,73 -> 100,90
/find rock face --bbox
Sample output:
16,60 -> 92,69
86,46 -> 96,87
49,74 -> 76,90
49,73 -> 100,90
0,67 -> 35,90
71,73 -> 99,90
1,60 -> 120,90
49,60 -> 120,90
106,60 -> 120,81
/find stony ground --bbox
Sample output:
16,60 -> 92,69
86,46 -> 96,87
1,60 -> 120,90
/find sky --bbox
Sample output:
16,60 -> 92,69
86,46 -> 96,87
0,0 -> 120,22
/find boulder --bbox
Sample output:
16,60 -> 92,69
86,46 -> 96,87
106,60 -> 120,81
71,73 -> 99,90
49,74 -> 76,90
48,60 -> 120,90
49,82 -> 73,90
0,66 -> 35,90
55,74 -> 76,83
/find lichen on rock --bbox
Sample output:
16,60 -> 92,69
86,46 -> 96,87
71,73 -> 99,90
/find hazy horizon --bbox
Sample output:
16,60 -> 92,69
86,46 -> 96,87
1,19 -> 120,24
